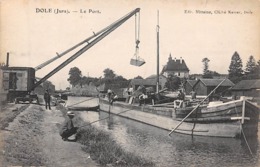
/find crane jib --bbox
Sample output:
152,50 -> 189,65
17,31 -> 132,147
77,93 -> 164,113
32,8 -> 141,90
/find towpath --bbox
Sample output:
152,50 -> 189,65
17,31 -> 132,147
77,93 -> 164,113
0,103 -> 98,167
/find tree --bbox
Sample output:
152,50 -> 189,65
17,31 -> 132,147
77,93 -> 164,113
202,57 -> 210,75
103,68 -> 116,79
67,67 -> 82,87
256,60 -> 260,73
164,74 -> 181,91
43,80 -> 55,93
243,56 -> 260,80
228,51 -> 243,83
245,55 -> 257,74
80,76 -> 91,86
114,75 -> 127,81
134,75 -> 143,79
0,62 -> 5,67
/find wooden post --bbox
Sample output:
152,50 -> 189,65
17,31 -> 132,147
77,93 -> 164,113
108,103 -> 111,115
241,96 -> 246,124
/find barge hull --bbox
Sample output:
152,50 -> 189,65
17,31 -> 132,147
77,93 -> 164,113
99,99 -> 244,138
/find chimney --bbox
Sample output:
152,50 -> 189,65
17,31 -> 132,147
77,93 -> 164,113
180,57 -> 183,64
6,52 -> 9,67
168,53 -> 172,61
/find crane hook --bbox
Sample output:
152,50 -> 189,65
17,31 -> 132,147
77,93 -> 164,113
136,40 -> 140,48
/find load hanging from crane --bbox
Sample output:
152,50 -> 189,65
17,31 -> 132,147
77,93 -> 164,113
130,12 -> 145,67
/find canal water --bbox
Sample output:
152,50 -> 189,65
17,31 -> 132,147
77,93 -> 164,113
67,96 -> 260,167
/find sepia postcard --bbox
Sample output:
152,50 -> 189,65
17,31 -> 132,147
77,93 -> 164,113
0,0 -> 259,166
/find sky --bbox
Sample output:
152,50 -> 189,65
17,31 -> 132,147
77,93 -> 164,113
0,0 -> 259,90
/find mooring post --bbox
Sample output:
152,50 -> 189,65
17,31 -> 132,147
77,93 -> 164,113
108,104 -> 110,114
241,96 -> 246,124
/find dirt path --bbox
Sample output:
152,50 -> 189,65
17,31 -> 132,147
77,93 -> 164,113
0,104 -> 98,167
42,106 -> 98,167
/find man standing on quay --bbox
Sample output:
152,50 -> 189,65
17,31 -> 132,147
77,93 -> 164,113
44,89 -> 51,110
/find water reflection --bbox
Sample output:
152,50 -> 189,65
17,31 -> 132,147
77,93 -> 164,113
79,110 -> 260,167
69,97 -> 259,167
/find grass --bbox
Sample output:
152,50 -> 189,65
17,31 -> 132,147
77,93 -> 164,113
57,104 -> 155,167
3,105 -> 46,166
0,104 -> 29,130
77,124 -> 154,167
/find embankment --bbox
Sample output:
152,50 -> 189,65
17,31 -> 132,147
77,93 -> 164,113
57,104 -> 155,167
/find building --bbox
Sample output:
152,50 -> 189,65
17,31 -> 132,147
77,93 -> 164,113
0,68 -> 8,104
161,54 -> 189,78
231,79 -> 260,97
192,78 -> 234,96
96,81 -> 129,98
129,74 -> 167,92
184,80 -> 198,94
189,74 -> 228,80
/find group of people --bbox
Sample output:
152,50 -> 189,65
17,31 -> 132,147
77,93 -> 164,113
107,89 -> 118,104
57,88 -> 196,142
177,89 -> 197,101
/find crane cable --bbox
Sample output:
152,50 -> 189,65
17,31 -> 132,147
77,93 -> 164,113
134,12 -> 140,59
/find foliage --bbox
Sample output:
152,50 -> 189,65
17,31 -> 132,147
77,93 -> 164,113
67,67 -> 82,87
0,62 -> 6,67
245,55 -> 257,75
80,76 -> 89,86
100,68 -> 128,86
103,68 -> 116,79
114,75 -> 127,82
42,81 -> 55,93
243,56 -> 260,80
80,76 -> 99,86
75,117 -> 154,166
134,75 -> 143,79
228,51 -> 243,83
202,70 -> 220,79
202,73 -> 213,79
202,57 -> 210,75
164,74 -> 181,91
67,67 -> 128,89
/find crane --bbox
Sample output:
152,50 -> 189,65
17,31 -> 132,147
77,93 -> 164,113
2,8 -> 144,103
35,8 -> 141,71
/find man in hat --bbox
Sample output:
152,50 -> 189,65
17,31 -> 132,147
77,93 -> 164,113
44,89 -> 51,110
177,89 -> 185,101
60,111 -> 78,141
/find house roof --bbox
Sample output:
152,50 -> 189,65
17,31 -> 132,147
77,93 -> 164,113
130,79 -> 157,86
186,80 -> 197,87
195,78 -> 234,87
232,79 -> 260,90
146,74 -> 167,79
161,55 -> 189,72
